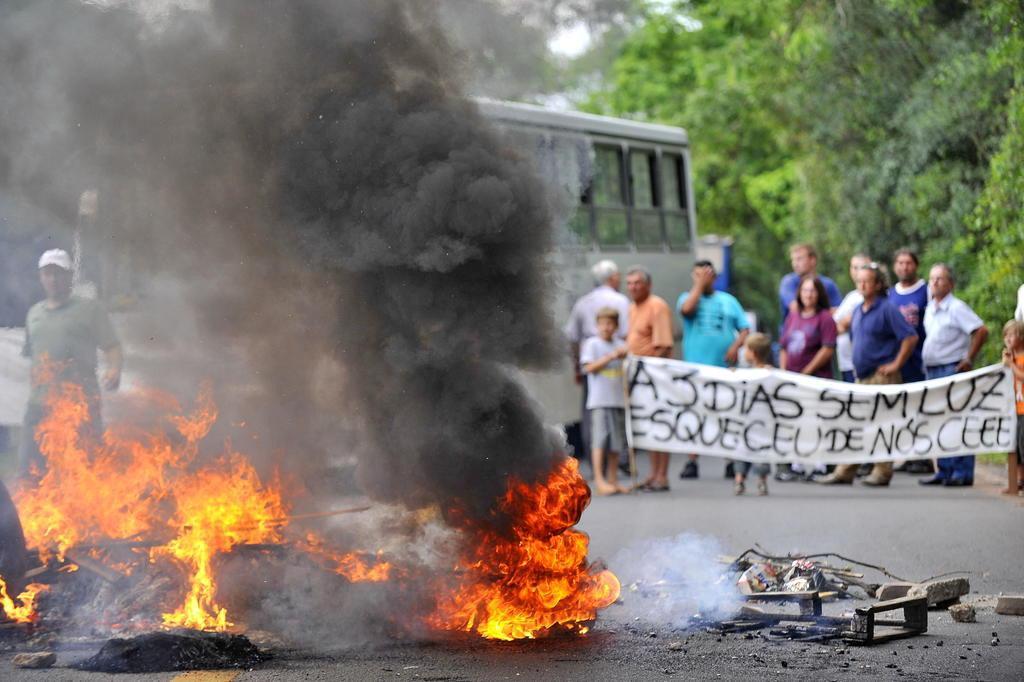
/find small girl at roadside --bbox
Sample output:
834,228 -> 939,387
733,333 -> 772,496
1002,320 -> 1024,496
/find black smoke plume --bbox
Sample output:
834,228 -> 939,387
0,0 -> 564,522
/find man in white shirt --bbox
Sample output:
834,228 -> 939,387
833,253 -> 871,383
919,263 -> 989,487
564,260 -> 630,354
564,260 -> 630,461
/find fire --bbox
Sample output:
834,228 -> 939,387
428,458 -> 620,641
0,577 -> 48,623
11,373 -> 619,639
14,379 -> 283,631
334,551 -> 392,582
153,453 -> 286,630
297,534 -> 393,583
15,380 -> 216,563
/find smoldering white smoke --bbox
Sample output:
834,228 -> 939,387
612,533 -> 740,627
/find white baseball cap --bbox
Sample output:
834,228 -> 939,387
38,249 -> 72,270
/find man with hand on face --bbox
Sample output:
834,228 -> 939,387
19,249 -> 122,478
626,266 -> 674,492
676,260 -> 750,479
820,264 -> 917,487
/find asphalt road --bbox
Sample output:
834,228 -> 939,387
2,460 -> 1022,680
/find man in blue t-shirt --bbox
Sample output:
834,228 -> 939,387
779,243 -> 842,327
677,261 -> 750,367
888,248 -> 927,383
676,260 -> 750,479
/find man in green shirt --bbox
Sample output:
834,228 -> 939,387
19,249 -> 122,477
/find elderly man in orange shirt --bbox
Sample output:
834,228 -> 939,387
625,266 -> 675,491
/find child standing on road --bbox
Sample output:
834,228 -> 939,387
734,333 -> 773,496
580,307 -> 630,495
1002,320 -> 1024,496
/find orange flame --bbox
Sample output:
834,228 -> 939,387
15,381 -> 215,563
14,379 -> 283,631
334,551 -> 392,582
153,452 -> 286,630
0,576 -> 48,623
12,372 -> 619,639
428,458 -> 620,640
297,534 -> 394,583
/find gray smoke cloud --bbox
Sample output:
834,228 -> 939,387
612,533 -> 740,626
0,0 -> 566,526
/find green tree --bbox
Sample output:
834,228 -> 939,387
957,0 -> 1024,358
589,0 -> 1021,336
587,0 -> 806,329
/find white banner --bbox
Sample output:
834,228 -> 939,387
625,357 -> 1016,464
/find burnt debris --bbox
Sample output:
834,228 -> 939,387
73,629 -> 264,674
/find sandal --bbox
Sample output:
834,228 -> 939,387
757,480 -> 768,496
733,481 -> 745,496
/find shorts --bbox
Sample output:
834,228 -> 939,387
735,460 -> 770,477
1017,415 -> 1024,466
590,407 -> 626,453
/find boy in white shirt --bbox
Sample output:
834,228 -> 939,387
579,307 -> 630,495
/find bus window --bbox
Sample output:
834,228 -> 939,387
630,151 -> 655,209
592,145 -> 624,206
630,150 -> 662,249
567,209 -> 592,244
662,153 -> 690,250
666,214 -> 690,250
661,154 -> 683,209
595,210 -> 628,247
593,145 -> 627,248
549,134 -> 592,246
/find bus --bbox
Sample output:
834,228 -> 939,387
477,100 -> 724,437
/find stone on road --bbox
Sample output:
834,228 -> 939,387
12,652 -> 56,669
908,577 -> 971,607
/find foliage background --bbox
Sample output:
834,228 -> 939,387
470,0 -> 1021,353
576,0 -> 1023,352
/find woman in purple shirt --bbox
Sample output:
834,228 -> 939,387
779,277 -> 838,378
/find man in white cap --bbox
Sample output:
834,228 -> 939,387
18,249 -> 122,477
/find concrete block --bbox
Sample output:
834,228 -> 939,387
995,595 -> 1024,616
948,603 -> 976,623
876,582 -> 914,601
907,577 -> 970,607
13,652 -> 56,669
